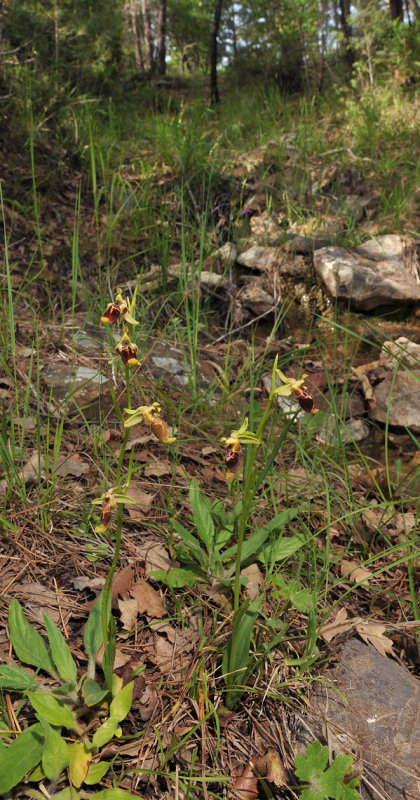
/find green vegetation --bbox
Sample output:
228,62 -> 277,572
0,2 -> 419,798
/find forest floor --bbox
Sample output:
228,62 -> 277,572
0,81 -> 419,800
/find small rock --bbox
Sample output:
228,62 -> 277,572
372,369 -> 420,432
285,234 -> 332,254
237,283 -> 276,316
355,234 -> 406,262
42,364 -> 110,420
215,242 -> 237,266
379,337 -> 420,370
317,417 -> 370,446
249,212 -> 281,245
237,245 -> 277,272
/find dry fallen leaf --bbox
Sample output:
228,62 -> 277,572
143,460 -> 171,478
254,749 -> 287,787
340,559 -> 371,585
112,566 -> 134,602
356,620 -> 395,657
118,598 -> 138,631
13,582 -> 62,624
55,455 -> 90,478
320,607 -> 352,643
241,563 -> 264,601
230,762 -> 258,800
321,610 -> 395,658
130,578 -> 166,619
138,541 -> 173,575
126,483 -> 155,520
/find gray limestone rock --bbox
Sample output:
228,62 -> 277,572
313,240 -> 420,310
372,368 -> 420,432
306,638 -> 420,800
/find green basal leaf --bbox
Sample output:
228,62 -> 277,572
102,612 -> 116,690
171,518 -> 208,568
8,600 -> 57,677
52,681 -> 77,695
84,591 -> 106,666
52,790 -> 81,800
222,598 -> 262,688
40,719 -> 69,780
189,480 -> 215,549
257,534 -> 306,567
109,680 -> 134,723
92,716 -> 119,748
94,790 -> 141,799
27,762 -> 46,781
222,525 -> 271,564
295,741 -> 360,800
150,567 -> 199,588
0,723 -> 44,794
84,760 -> 110,785
27,692 -> 76,729
0,664 -> 38,692
82,678 -> 109,707
42,613 -> 77,685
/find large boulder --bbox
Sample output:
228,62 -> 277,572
314,235 -> 420,310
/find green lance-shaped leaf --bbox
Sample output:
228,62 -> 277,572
0,664 -> 38,692
189,480 -> 215,549
84,760 -> 110,785
171,518 -> 209,569
42,612 -> 77,684
0,723 -> 44,794
258,534 -> 306,567
51,790 -> 81,800
84,590 -> 107,666
8,599 -> 57,677
27,692 -> 76,729
109,680 -> 134,723
82,678 -> 109,707
223,597 -> 262,705
39,718 -> 70,780
92,716 -> 120,748
94,790 -> 141,800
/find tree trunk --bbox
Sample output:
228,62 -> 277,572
389,0 -> 404,19
157,0 -> 167,76
210,0 -> 223,104
141,0 -> 154,78
130,0 -> 145,75
337,0 -> 354,69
